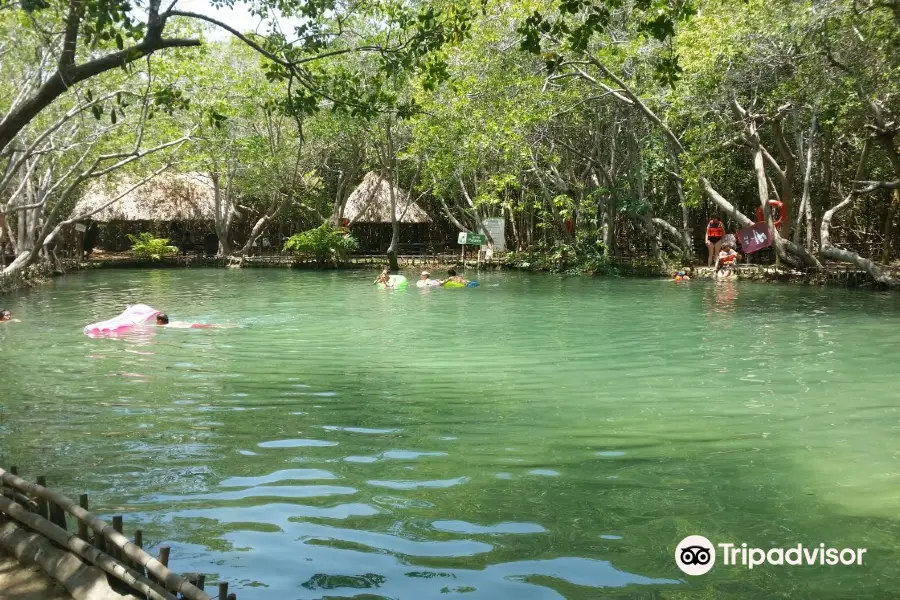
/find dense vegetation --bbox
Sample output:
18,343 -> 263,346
1,0 -> 899,284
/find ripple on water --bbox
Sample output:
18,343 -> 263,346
135,502 -> 381,526
528,469 -> 560,477
322,426 -> 401,434
258,439 -> 338,448
431,520 -> 546,535
367,477 -> 468,490
220,469 -> 338,487
381,450 -> 448,460
143,485 -> 357,502
344,456 -> 379,463
597,451 -> 626,457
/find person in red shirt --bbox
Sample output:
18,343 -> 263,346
705,216 -> 726,267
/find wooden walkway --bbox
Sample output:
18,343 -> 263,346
0,467 -> 236,600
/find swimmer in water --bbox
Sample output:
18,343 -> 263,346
0,309 -> 20,323
374,268 -> 393,287
442,268 -> 468,286
416,270 -> 439,287
155,313 -> 230,329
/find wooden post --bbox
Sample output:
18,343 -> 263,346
134,530 -> 143,549
9,466 -> 16,476
158,546 -> 170,568
49,500 -> 67,531
111,516 -> 123,560
77,494 -> 89,541
218,582 -> 228,600
197,574 -> 205,590
35,476 -> 49,520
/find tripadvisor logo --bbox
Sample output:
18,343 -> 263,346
675,536 -> 867,575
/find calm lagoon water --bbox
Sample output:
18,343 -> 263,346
1,269 -> 900,598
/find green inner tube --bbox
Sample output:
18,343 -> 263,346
376,275 -> 408,289
443,281 -> 465,288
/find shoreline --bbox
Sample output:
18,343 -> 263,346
2,253 -> 897,298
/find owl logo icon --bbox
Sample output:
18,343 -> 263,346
675,535 -> 716,575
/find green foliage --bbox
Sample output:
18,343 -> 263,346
283,224 -> 359,266
504,234 -> 619,275
126,233 -> 178,261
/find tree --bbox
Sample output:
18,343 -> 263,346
0,51 -> 189,275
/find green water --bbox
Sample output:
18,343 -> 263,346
2,269 -> 900,599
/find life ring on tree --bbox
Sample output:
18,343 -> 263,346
755,200 -> 785,228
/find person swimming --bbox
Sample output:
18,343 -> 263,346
155,313 -> 228,329
0,309 -> 20,323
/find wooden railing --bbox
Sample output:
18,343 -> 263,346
0,466 -> 236,600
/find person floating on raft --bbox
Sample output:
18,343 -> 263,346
374,268 -> 408,289
416,270 -> 440,287
441,268 -> 480,288
84,304 -> 227,335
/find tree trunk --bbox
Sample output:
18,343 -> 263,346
238,194 -> 291,256
386,173 -> 399,271
507,203 -> 520,250
820,141 -> 896,286
881,189 -> 899,264
795,115 -> 817,249
211,172 -> 234,256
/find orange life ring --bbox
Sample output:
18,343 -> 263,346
755,200 -> 785,227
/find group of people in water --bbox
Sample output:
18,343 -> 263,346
374,268 -> 470,289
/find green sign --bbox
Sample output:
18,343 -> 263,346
458,232 -> 487,245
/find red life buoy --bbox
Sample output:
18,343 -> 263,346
756,200 -> 785,227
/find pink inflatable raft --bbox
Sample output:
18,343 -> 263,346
84,304 -> 160,336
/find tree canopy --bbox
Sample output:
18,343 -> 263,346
1,0 -> 899,283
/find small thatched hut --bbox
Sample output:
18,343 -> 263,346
71,173 -> 217,253
342,171 -> 432,253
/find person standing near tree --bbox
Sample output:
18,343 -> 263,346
705,216 -> 725,267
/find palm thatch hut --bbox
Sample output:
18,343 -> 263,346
342,171 -> 432,253
71,173 -> 218,253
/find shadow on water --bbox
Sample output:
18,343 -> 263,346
2,269 -> 900,598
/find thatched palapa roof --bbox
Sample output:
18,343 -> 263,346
343,171 -> 430,224
72,173 -> 215,222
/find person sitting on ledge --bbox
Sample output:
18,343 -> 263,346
715,243 -> 741,279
